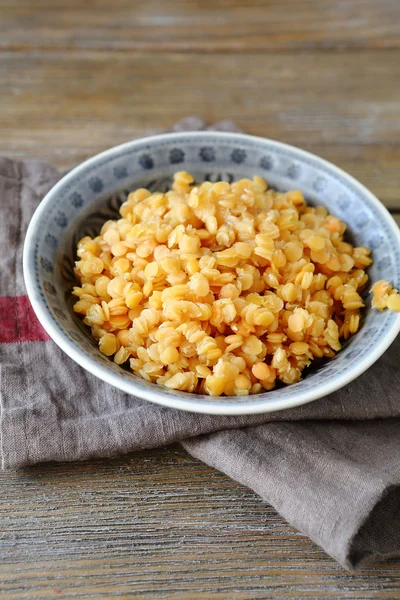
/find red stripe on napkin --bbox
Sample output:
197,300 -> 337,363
0,296 -> 51,343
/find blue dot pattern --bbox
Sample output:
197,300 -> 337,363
139,154 -> 154,169
113,166 -> 128,179
55,212 -> 67,228
45,233 -> 58,249
259,155 -> 273,170
287,164 -> 301,179
231,149 -> 246,164
337,195 -> 352,212
169,148 -> 185,164
313,177 -> 327,192
355,212 -> 370,229
70,192 -> 84,208
40,256 -> 53,272
88,177 -> 104,193
199,147 -> 216,162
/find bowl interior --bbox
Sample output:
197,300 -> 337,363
26,132 -> 400,413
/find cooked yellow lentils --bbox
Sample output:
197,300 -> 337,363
371,280 -> 400,312
73,171 -> 385,396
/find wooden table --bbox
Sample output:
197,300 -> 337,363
1,1 -> 400,597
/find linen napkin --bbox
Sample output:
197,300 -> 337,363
1,118 -> 399,571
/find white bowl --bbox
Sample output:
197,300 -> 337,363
23,132 -> 400,415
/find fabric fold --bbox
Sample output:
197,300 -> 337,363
183,420 -> 400,569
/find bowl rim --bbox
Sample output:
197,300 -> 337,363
23,131 -> 400,415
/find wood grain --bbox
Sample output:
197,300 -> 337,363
1,0 -> 400,52
1,1 -> 400,597
1,446 -> 400,599
2,49 -> 400,207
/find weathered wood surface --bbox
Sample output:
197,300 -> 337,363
1,1 -> 400,597
2,48 -> 400,208
1,446 -> 400,599
1,0 -> 400,52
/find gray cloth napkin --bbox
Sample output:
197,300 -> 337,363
1,118 -> 399,571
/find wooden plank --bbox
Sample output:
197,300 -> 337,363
1,3 -> 399,595
0,446 -> 399,599
1,49 -> 400,208
0,0 -> 399,52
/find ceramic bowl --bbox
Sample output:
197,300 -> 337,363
23,132 -> 400,415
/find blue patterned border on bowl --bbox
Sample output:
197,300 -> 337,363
24,132 -> 400,415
